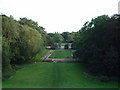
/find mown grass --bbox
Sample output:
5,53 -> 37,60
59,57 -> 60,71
34,49 -> 50,61
3,62 -> 118,88
49,50 -> 72,58
2,49 -> 50,82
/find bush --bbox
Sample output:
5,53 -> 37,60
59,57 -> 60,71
2,70 -> 16,81
2,37 -> 12,72
71,43 -> 73,49
64,44 -> 69,49
51,44 -> 57,49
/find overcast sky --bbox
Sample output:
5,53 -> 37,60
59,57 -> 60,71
0,0 -> 119,33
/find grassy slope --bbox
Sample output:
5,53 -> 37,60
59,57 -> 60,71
49,50 -> 72,58
3,63 -> 118,88
2,49 -> 50,82
34,49 -> 50,61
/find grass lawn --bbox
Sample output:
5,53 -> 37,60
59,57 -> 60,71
3,62 -> 118,88
2,49 -> 50,82
60,43 -> 71,46
49,50 -> 72,58
34,49 -> 50,61
61,43 -> 65,46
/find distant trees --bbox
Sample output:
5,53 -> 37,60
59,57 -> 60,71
61,32 -> 75,43
46,32 -> 75,49
73,14 -> 120,80
46,32 -> 75,45
53,33 -> 64,43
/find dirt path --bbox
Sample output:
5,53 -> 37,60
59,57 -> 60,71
44,58 -> 78,62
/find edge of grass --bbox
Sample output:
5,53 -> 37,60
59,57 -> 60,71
34,49 -> 50,61
49,50 -> 72,58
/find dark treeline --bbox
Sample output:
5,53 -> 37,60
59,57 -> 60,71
45,32 -> 76,49
47,32 -> 76,43
73,14 -> 120,81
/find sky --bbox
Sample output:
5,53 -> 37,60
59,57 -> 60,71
0,0 -> 119,33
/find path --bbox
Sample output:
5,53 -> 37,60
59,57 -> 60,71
44,58 -> 78,62
40,50 -> 55,61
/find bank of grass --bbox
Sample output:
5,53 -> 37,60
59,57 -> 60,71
3,62 -> 118,88
49,50 -> 72,58
34,49 -> 50,61
2,49 -> 50,81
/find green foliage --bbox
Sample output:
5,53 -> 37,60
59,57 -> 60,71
2,15 -> 20,44
19,17 -> 38,29
0,36 -> 2,59
51,43 -> 58,49
2,70 -> 15,81
53,33 -> 64,43
73,14 -> 120,80
2,15 -> 46,79
61,32 -> 75,43
19,17 -> 48,46
2,37 -> 11,72
64,44 -> 69,49
46,35 -> 54,46
20,25 -> 44,60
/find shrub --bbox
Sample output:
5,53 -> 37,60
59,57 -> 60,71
64,44 -> 69,49
51,44 -> 57,49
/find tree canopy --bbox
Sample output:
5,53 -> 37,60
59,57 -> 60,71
73,14 -> 120,80
2,15 -> 45,72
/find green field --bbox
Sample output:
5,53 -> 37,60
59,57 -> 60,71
3,62 -> 118,88
49,50 -> 72,58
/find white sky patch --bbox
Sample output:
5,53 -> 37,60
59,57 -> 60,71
0,0 -> 119,33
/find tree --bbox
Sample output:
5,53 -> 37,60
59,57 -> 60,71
73,14 -> 120,80
64,44 -> 69,49
2,15 -> 45,72
2,37 -> 12,72
53,33 -> 64,43
61,32 -> 74,43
